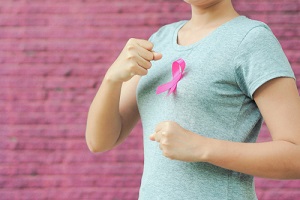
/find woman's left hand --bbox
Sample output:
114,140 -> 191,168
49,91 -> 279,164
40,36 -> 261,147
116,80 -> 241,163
150,121 -> 208,162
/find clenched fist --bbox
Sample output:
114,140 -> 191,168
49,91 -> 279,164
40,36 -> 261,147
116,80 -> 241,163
150,121 -> 209,162
106,38 -> 162,83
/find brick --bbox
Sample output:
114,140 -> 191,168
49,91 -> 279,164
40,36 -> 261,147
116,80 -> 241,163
0,88 -> 47,101
0,187 -> 139,200
44,77 -> 96,89
0,162 -> 143,176
255,178 -> 300,189
0,76 -> 45,88
0,124 -> 86,138
262,189 -> 300,200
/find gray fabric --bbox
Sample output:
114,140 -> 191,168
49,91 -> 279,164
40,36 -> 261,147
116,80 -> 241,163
136,16 -> 295,200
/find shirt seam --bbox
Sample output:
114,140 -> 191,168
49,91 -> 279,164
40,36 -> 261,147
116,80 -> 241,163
233,25 -> 268,97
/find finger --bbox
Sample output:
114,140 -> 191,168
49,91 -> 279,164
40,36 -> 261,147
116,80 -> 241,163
153,131 -> 162,142
149,132 -> 160,142
135,55 -> 152,70
135,45 -> 155,61
136,39 -> 154,51
149,133 -> 155,141
155,122 -> 166,132
152,52 -> 162,61
131,65 -> 148,76
138,47 -> 162,61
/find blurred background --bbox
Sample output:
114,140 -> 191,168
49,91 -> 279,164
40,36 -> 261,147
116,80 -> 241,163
0,0 -> 300,199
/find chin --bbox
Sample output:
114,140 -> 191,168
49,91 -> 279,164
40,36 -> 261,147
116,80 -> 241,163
183,0 -> 224,7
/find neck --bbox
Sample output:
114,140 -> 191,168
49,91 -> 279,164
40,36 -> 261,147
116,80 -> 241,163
188,0 -> 239,28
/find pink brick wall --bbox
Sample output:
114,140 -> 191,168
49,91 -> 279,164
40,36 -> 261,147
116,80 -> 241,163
0,0 -> 299,199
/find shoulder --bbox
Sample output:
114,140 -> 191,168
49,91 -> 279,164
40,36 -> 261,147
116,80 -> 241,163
234,16 -> 270,32
235,17 -> 278,46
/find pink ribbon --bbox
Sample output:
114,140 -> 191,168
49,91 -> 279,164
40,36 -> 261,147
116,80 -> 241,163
156,58 -> 186,95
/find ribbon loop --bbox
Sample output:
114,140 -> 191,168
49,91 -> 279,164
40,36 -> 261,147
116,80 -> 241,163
156,58 -> 186,95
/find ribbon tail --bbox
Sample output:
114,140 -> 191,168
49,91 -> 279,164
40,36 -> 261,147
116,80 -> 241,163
168,75 -> 181,94
156,73 -> 182,94
156,81 -> 176,94
168,84 -> 177,95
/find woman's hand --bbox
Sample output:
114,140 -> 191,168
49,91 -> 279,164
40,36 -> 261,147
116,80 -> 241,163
106,38 -> 162,83
150,121 -> 209,162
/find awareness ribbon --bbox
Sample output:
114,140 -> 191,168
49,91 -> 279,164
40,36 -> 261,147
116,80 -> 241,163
156,58 -> 186,95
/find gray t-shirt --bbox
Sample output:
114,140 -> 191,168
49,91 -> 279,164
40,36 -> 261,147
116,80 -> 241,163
136,16 -> 295,200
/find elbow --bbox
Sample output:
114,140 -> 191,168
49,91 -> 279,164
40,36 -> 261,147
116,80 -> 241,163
86,140 -> 110,153
85,135 -> 114,154
87,143 -> 106,154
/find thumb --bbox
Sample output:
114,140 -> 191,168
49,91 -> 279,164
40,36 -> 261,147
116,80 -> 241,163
149,133 -> 156,141
152,52 -> 162,61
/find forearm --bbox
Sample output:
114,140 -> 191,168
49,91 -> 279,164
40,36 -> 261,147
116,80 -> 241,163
203,138 -> 300,179
86,76 -> 123,152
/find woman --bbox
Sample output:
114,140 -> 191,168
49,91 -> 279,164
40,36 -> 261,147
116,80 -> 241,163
85,0 -> 300,199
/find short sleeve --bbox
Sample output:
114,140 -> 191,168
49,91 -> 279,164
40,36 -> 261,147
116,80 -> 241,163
148,33 -> 155,42
234,26 -> 295,99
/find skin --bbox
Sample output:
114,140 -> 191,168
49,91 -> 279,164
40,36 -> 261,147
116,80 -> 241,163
85,0 -> 300,179
85,39 -> 162,151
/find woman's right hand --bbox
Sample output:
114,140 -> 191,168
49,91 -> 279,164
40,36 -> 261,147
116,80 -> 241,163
105,38 -> 162,83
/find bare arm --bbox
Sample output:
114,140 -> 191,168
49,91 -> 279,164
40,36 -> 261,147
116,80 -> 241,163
86,38 -> 162,153
151,77 -> 300,179
85,75 -> 140,153
204,78 -> 300,179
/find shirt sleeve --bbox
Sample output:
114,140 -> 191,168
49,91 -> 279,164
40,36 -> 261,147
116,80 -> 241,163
148,33 -> 155,42
234,26 -> 295,99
